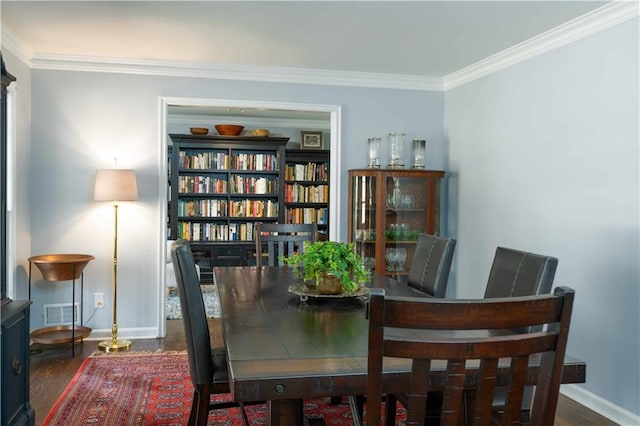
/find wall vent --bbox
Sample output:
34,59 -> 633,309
43,303 -> 79,326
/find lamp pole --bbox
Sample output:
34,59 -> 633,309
94,168 -> 137,352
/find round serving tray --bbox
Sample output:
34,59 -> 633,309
30,325 -> 92,345
288,284 -> 369,302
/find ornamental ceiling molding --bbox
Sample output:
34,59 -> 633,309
0,26 -> 32,67
1,1 -> 637,92
27,54 -> 444,91
443,1 -> 639,90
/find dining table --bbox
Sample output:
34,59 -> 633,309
213,266 -> 586,425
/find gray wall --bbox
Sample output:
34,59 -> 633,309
26,69 -> 444,333
444,18 -> 639,417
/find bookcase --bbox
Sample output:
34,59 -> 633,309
284,149 -> 330,239
168,134 -> 289,280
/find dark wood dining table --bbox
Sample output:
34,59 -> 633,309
214,266 -> 586,425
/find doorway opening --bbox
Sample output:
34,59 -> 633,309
157,97 -> 342,336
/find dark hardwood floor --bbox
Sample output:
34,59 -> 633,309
30,318 -> 616,426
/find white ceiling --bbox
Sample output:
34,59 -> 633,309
2,1 -> 608,78
4,1 -> 628,125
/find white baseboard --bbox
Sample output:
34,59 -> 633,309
561,384 -> 640,426
86,327 -> 159,341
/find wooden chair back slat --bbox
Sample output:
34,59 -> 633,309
381,295 -> 563,331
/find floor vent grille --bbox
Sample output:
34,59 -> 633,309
43,303 -> 79,326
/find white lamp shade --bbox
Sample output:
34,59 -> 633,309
94,169 -> 138,201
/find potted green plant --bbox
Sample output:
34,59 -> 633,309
282,241 -> 370,294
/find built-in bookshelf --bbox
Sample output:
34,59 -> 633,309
168,134 -> 288,278
168,137 -> 331,278
169,134 -> 287,242
284,149 -> 330,238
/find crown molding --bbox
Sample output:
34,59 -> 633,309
1,25 -> 32,67
444,1 -> 639,90
29,53 -> 443,92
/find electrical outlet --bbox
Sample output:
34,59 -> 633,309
94,293 -> 104,309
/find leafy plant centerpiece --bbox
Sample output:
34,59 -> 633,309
282,241 -> 370,294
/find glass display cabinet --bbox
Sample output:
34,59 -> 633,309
348,169 -> 445,280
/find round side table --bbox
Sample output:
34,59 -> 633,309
28,254 -> 94,357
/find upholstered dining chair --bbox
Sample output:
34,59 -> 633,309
171,240 -> 258,426
484,246 -> 558,299
366,286 -> 575,426
255,222 -> 317,267
372,233 -> 457,425
407,233 -> 457,297
479,246 -> 559,423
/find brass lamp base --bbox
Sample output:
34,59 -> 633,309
98,338 -> 132,352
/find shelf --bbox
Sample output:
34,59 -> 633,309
284,180 -> 328,185
285,202 -> 328,207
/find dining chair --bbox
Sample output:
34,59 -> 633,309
480,246 -> 559,423
363,233 -> 456,425
255,222 -> 317,267
484,246 -> 558,299
407,233 -> 457,297
366,286 -> 575,426
171,240 -> 258,426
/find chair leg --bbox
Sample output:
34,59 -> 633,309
385,394 -> 398,426
239,402 -> 250,426
187,391 -> 199,426
348,395 -> 362,426
190,385 -> 211,426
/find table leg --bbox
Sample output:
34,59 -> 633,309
267,399 -> 303,426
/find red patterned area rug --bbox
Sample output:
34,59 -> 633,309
44,351 -> 406,425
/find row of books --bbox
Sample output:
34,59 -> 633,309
284,162 -> 328,181
179,176 -> 228,194
230,176 -> 277,195
229,200 -> 278,218
285,207 -> 328,225
178,199 -> 227,217
284,183 -> 328,203
178,151 -> 279,171
179,151 -> 228,170
231,153 -> 278,171
177,222 -> 256,241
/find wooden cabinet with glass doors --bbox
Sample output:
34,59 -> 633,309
348,169 -> 445,280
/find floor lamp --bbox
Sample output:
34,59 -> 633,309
94,168 -> 138,352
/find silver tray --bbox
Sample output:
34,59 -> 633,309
288,284 -> 370,302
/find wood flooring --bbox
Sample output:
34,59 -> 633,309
30,318 -> 617,426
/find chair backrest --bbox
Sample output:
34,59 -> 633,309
484,247 -> 558,299
170,240 -> 212,386
255,222 -> 317,267
484,247 -> 558,411
366,286 -> 575,426
407,233 -> 456,297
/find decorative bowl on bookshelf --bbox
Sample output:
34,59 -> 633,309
189,127 -> 209,135
215,124 -> 244,136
